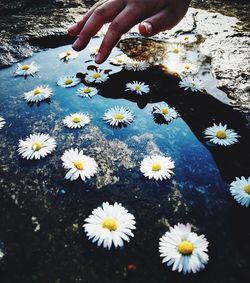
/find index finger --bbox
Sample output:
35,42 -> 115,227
95,6 -> 142,64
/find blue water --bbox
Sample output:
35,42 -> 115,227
0,36 -> 249,283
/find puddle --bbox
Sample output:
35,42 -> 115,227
0,35 -> 249,283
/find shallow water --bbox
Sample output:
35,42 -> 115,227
0,36 -> 249,283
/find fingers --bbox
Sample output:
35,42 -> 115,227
139,8 -> 179,37
95,6 -> 142,64
72,0 -> 124,51
68,0 -> 107,36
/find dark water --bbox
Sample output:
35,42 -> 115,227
0,36 -> 249,283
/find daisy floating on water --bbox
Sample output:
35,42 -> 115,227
125,81 -> 150,95
179,76 -> 204,92
61,148 -> 98,181
204,123 -> 240,146
58,50 -> 78,62
110,54 -> 129,65
229,176 -> 250,207
24,85 -> 52,103
83,202 -> 136,249
140,155 -> 175,181
159,223 -> 209,274
63,113 -> 90,129
152,103 -> 178,122
178,34 -> 197,44
103,106 -> 133,127
57,76 -> 81,88
89,46 -> 100,56
77,85 -> 98,98
18,133 -> 56,160
179,63 -> 198,74
15,62 -> 38,78
169,45 -> 183,56
85,70 -> 109,84
124,59 -> 149,71
0,117 -> 6,130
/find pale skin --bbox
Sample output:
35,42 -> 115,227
68,0 -> 191,64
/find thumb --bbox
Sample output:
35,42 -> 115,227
139,8 -> 179,37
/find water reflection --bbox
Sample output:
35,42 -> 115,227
0,36 -> 249,283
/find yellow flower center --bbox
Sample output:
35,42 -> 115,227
135,85 -> 141,91
83,87 -> 92,94
102,218 -> 118,231
151,163 -> 161,171
244,184 -> 250,194
133,62 -> 139,67
184,65 -> 190,70
21,65 -> 30,70
178,241 -> 194,255
66,51 -> 71,56
117,59 -> 123,63
114,113 -> 123,120
72,116 -> 81,123
64,78 -> 73,85
191,82 -> 196,87
161,108 -> 169,115
172,47 -> 180,54
73,160 -> 84,170
216,130 -> 227,139
92,73 -> 101,79
32,142 -> 42,151
33,88 -> 42,95
184,36 -> 189,41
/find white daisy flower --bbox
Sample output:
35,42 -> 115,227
179,76 -> 204,92
15,62 -> 38,78
140,155 -> 175,181
85,70 -> 109,84
57,76 -> 81,88
61,148 -> 98,181
18,133 -> 56,160
125,81 -> 150,95
152,103 -> 178,122
63,113 -> 90,129
179,63 -> 198,74
124,59 -> 149,71
89,46 -> 100,56
169,45 -> 183,55
83,202 -> 136,249
159,223 -> 209,274
58,50 -> 78,62
0,248 -> 4,260
109,54 -> 129,65
204,123 -> 240,146
76,85 -> 98,98
23,85 -> 52,103
179,34 -> 197,44
0,117 -> 6,129
103,106 -> 133,127
230,176 -> 250,207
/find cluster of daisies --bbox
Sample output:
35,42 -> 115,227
0,38 -> 248,274
84,202 -> 209,274
6,45 -> 250,209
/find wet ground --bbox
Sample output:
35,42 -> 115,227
0,32 -> 249,283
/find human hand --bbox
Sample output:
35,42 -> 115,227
68,0 -> 191,64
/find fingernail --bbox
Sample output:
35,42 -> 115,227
95,52 -> 102,64
142,22 -> 152,34
72,38 -> 81,50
